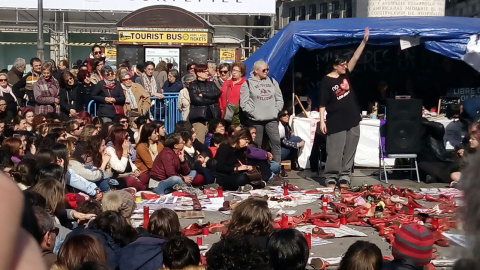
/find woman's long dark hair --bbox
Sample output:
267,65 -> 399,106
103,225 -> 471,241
227,128 -> 252,149
83,135 -> 103,167
50,143 -> 69,185
138,122 -> 159,145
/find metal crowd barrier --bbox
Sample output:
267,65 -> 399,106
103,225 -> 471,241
87,93 -> 181,134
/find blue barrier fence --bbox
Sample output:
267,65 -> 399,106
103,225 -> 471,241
87,93 -> 182,134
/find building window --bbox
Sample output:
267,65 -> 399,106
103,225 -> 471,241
299,6 -> 306,20
309,4 -> 317,20
289,7 -> 296,22
331,1 -> 340,18
319,3 -> 328,19
344,0 -> 352,17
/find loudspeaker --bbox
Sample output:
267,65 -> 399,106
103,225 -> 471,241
385,99 -> 422,154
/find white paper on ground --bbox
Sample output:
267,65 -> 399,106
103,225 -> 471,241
276,209 -> 297,215
311,238 -> 334,246
431,259 -> 457,267
442,232 -> 466,247
308,256 -> 342,265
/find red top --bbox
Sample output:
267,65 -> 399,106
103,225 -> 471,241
150,147 -> 191,181
219,77 -> 246,118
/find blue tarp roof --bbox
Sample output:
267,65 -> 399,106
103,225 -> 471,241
245,16 -> 480,82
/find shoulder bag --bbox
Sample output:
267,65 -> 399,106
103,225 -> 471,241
223,83 -> 236,122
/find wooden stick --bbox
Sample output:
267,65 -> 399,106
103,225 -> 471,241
295,95 -> 309,118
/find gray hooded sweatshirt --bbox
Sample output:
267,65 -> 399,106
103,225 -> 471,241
240,71 -> 284,121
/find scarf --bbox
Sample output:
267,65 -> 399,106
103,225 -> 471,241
121,84 -> 138,109
104,79 -> 115,88
142,73 -> 157,95
45,77 -> 57,96
0,85 -> 17,102
184,145 -> 195,157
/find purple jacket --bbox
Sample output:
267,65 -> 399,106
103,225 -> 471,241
247,145 -> 268,160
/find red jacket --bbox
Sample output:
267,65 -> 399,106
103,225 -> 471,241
150,147 -> 191,181
219,77 -> 246,118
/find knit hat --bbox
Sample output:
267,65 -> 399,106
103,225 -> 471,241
21,107 -> 34,116
392,223 -> 434,266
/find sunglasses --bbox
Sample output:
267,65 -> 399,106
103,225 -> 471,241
262,68 -> 269,73
120,120 -> 128,124
74,124 -> 84,131
93,51 -> 102,55
219,70 -> 229,74
122,78 -> 132,82
0,79 -> 7,82
106,71 -> 114,76
50,227 -> 59,235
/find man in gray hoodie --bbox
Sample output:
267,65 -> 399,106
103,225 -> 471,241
240,60 -> 284,162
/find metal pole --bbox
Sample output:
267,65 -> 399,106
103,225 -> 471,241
291,58 -> 295,116
37,0 -> 44,61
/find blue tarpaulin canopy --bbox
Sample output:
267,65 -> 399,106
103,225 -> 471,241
245,16 -> 480,82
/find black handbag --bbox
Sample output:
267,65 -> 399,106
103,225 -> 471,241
188,106 -> 208,122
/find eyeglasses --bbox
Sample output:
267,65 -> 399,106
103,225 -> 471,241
262,68 -> 269,73
232,69 -> 241,73
122,78 -> 132,82
219,70 -> 229,74
106,71 -> 114,76
0,79 -> 7,82
93,51 -> 102,55
74,124 -> 84,131
49,227 -> 59,235
120,120 -> 128,124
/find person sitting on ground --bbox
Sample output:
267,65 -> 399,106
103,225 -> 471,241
204,118 -> 225,147
101,190 -> 136,226
214,128 -> 256,191
33,206 -> 58,269
338,240 -> 382,270
150,133 -> 196,194
206,236 -> 270,270
181,130 -> 214,186
11,158 -> 37,190
75,200 -> 102,229
134,122 -> 164,187
246,126 -> 282,182
118,208 -> 183,270
163,236 -> 202,270
450,121 -> 480,187
381,223 -> 434,270
224,197 -> 274,249
52,234 -> 107,270
278,110 -> 305,169
267,228 -> 309,270
208,132 -> 225,158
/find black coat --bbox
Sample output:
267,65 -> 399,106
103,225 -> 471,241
78,82 -> 94,111
188,80 -> 221,123
382,259 -> 424,270
91,80 -> 126,118
59,81 -> 79,116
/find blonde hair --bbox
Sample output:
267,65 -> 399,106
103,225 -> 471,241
31,178 -> 65,216
252,60 -> 268,74
102,191 -> 123,212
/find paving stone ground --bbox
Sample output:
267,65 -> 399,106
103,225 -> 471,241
179,168 -> 462,269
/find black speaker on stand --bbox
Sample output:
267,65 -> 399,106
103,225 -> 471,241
385,99 -> 422,154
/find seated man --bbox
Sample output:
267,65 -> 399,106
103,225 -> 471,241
150,133 -> 196,194
33,206 -> 58,269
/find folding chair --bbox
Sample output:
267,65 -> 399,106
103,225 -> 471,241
378,118 -> 420,183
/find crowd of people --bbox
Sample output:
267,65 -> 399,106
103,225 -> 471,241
1,35 -> 476,270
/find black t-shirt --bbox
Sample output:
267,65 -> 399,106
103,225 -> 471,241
319,70 -> 361,134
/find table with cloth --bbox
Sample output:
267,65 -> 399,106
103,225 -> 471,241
292,116 -> 453,169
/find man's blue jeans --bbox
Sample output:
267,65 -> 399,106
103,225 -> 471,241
153,170 -> 197,194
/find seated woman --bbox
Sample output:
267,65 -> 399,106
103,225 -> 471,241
2,137 -> 25,164
53,234 -> 107,270
163,236 -> 202,270
59,139 -> 110,192
214,128 -> 255,191
106,129 -> 145,191
224,197 -> 274,249
247,126 -> 281,179
118,208 -> 183,270
267,229 -> 309,270
205,118 -> 226,147
150,133 -> 196,194
278,110 -> 305,168
450,121 -> 480,187
50,143 -> 102,200
180,130 -> 215,186
119,71 -> 151,116
134,122 -> 164,188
